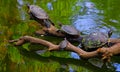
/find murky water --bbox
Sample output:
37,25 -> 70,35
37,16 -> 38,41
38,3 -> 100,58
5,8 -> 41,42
0,0 -> 120,72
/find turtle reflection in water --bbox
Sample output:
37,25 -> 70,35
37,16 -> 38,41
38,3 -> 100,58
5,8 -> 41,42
80,30 -> 112,51
27,4 -> 54,28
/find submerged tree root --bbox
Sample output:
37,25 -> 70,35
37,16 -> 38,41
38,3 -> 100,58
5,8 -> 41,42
9,36 -> 120,61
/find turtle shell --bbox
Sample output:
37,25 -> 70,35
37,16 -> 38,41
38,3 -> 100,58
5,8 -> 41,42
82,31 -> 108,50
28,5 -> 49,19
61,25 -> 79,35
59,39 -> 68,49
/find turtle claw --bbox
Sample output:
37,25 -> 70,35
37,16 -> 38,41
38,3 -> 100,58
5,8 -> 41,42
102,52 -> 113,62
97,48 -> 113,62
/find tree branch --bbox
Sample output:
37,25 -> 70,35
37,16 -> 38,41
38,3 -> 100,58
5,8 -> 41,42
9,36 -> 120,60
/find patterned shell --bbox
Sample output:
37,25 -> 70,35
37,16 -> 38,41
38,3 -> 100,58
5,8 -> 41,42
29,5 -> 49,19
82,31 -> 108,50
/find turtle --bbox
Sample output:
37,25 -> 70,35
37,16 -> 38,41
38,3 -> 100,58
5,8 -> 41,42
61,25 -> 80,36
59,38 -> 68,50
58,25 -> 80,49
80,30 -> 112,51
59,30 -> 112,51
27,4 -> 54,28
57,25 -> 80,40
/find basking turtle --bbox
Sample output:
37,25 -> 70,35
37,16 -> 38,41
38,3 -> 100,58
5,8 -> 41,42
80,30 -> 112,51
59,30 -> 112,51
61,25 -> 80,36
27,4 -> 54,28
59,38 -> 68,50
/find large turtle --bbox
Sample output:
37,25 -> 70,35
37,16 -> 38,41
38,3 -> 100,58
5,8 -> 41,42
27,4 -> 54,28
80,30 -> 112,51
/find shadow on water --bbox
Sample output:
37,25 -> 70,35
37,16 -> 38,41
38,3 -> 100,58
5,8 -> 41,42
14,46 -> 116,72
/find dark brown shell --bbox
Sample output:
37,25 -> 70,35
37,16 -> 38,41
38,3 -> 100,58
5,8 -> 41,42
28,5 -> 49,19
61,25 -> 79,35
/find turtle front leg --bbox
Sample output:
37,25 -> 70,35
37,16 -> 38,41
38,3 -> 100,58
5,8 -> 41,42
97,47 -> 113,62
102,51 -> 113,62
97,43 -> 120,62
97,48 -> 112,62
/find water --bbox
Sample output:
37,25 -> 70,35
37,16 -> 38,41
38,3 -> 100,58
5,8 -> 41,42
0,0 -> 120,72
73,1 -> 112,35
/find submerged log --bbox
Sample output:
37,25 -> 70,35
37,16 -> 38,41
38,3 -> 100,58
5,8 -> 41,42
9,36 -> 120,60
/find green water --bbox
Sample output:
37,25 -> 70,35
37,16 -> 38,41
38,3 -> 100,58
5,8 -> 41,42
0,0 -> 120,72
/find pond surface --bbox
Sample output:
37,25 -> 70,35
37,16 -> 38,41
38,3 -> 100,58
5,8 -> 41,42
0,0 -> 120,72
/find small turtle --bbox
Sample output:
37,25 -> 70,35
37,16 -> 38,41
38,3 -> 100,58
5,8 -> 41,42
27,4 -> 54,28
59,38 -> 68,50
61,25 -> 80,36
80,30 -> 112,51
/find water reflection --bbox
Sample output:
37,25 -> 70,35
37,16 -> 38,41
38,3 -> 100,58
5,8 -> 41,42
15,46 -> 104,72
113,63 -> 120,72
71,52 -> 80,59
47,2 -> 53,10
33,0 -> 36,4
17,0 -> 26,20
72,1 -> 110,34
17,0 -> 24,6
17,0 -> 37,20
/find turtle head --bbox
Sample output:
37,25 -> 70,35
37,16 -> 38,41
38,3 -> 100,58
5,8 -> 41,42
26,3 -> 31,14
26,3 -> 30,9
58,22 -> 63,27
108,29 -> 113,38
